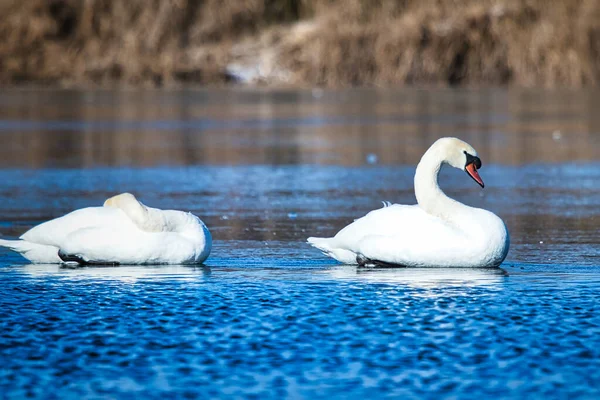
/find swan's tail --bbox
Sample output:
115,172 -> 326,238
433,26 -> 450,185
0,239 -> 61,263
307,237 -> 358,264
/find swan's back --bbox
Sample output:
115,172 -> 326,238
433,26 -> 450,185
334,204 -> 462,246
21,207 -> 133,248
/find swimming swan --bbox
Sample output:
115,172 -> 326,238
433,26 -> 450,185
0,193 -> 212,265
307,137 -> 509,268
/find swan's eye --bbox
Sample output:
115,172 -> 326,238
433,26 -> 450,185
463,151 -> 482,169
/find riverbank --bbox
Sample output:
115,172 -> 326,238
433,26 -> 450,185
1,0 -> 599,87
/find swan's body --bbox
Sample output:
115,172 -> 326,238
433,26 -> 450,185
308,137 -> 509,268
0,193 -> 212,265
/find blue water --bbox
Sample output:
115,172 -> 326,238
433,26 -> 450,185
1,89 -> 599,398
0,262 -> 598,399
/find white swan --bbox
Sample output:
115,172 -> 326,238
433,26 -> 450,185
0,193 -> 212,265
307,137 -> 510,268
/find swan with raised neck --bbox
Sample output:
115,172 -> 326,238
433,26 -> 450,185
307,137 -> 510,268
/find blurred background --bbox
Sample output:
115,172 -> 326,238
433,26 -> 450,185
1,0 -> 599,87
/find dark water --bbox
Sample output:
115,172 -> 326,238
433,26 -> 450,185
0,89 -> 599,399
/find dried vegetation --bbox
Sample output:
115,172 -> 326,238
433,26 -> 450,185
0,0 -> 598,87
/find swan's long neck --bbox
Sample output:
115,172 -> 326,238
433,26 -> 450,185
414,148 -> 468,221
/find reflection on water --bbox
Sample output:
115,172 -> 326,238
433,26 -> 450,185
1,89 -> 600,168
19,263 -> 211,283
15,262 -> 508,289
324,266 -> 508,288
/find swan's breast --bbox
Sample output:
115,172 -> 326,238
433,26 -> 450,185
467,209 -> 510,266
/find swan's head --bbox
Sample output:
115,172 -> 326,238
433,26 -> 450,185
104,192 -> 141,209
103,193 -> 149,220
433,137 -> 484,188
103,193 -> 171,233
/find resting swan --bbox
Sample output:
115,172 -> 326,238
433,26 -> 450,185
308,137 -> 510,268
0,193 -> 211,265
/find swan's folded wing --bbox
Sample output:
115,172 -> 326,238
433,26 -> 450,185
20,207 -> 133,248
334,204 -> 458,242
356,233 -> 470,266
59,226 -> 195,265
332,204 -> 468,264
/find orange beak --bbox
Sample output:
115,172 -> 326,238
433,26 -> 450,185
466,163 -> 484,188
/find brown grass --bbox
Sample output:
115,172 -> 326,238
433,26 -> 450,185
0,0 -> 599,87
281,0 -> 600,86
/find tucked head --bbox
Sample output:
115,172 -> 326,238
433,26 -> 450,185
103,192 -> 149,220
104,193 -> 142,209
102,192 -> 166,232
430,137 -> 484,188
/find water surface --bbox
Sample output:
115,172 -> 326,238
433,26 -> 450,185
0,89 -> 599,398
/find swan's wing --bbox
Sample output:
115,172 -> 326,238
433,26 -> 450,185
335,204 -> 459,242
20,207 -> 134,248
355,233 -> 470,266
332,204 -> 468,265
59,227 -> 196,265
